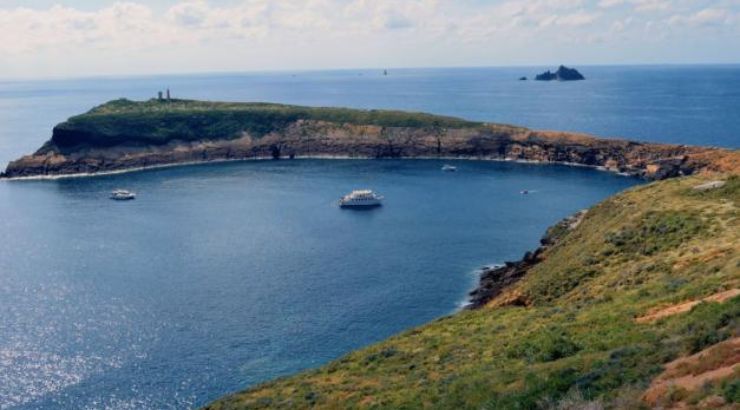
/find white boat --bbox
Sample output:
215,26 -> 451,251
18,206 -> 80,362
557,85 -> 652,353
339,189 -> 383,207
110,189 -> 136,200
441,164 -> 457,172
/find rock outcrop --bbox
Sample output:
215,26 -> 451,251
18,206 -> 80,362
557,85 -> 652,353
535,65 -> 585,81
467,210 -> 587,309
1,101 -> 736,180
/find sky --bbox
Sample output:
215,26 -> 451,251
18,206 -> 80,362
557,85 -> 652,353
0,0 -> 738,79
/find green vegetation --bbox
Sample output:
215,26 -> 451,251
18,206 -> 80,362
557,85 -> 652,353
605,211 -> 706,256
505,325 -> 581,363
206,174 -> 740,409
51,99 -> 494,148
686,175 -> 740,205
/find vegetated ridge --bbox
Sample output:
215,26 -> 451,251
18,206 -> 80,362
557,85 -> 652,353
2,99 -> 736,180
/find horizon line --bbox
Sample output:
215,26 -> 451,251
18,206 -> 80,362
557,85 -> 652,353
2,62 -> 739,83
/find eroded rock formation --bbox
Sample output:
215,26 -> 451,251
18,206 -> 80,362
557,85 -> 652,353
2,119 -> 734,180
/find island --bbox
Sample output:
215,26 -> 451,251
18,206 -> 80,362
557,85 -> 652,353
1,98 -> 736,180
3,98 -> 737,409
535,65 -> 586,81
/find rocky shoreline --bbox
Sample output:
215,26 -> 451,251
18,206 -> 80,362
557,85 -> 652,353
2,119 -> 736,181
3,101 -> 736,310
2,100 -> 736,310
4,99 -> 737,180
466,210 -> 588,309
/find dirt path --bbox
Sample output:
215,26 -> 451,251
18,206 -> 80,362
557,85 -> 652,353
636,289 -> 740,323
643,337 -> 740,407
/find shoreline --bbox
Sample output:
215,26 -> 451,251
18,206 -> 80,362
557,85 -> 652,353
0,154 -> 641,182
456,263 -> 505,311
0,150 -> 620,311
205,168 -> 739,408
466,209 -> 589,309
4,99 -> 737,182
0,150 -> 635,311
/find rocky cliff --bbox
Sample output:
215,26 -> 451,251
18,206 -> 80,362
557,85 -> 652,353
535,65 -> 586,81
1,100 -> 736,179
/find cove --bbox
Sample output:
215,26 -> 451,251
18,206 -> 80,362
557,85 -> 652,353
0,159 -> 640,409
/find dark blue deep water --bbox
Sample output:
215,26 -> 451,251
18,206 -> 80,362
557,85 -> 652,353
0,66 -> 733,409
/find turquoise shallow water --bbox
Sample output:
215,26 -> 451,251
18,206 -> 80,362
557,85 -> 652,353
1,65 -> 733,408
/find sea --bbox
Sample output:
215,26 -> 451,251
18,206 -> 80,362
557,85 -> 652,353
0,65 -> 737,409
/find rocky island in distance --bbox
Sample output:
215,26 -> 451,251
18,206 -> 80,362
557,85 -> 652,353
535,65 -> 586,81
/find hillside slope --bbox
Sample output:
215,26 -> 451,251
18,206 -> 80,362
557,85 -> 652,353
206,174 -> 739,409
3,99 -> 737,179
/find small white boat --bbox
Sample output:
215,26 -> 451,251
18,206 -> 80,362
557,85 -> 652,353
339,189 -> 383,208
441,164 -> 457,172
520,190 -> 529,195
110,189 -> 136,200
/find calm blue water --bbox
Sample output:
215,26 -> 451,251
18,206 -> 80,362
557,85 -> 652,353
0,160 -> 639,409
0,65 -> 738,168
0,66 -> 731,409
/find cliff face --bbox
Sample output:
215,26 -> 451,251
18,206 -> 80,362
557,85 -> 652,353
2,116 -> 735,180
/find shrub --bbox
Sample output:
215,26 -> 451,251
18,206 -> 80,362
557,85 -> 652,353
605,211 -> 705,256
678,298 -> 739,353
573,345 -> 664,397
508,327 -> 581,363
721,377 -> 740,403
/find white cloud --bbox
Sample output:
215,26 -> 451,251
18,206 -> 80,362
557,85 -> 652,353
687,8 -> 731,25
668,8 -> 733,27
597,0 -> 672,12
556,11 -> 600,26
0,3 -> 164,54
167,1 -> 210,27
598,0 -> 624,8
630,0 -> 670,13
0,0 -> 738,78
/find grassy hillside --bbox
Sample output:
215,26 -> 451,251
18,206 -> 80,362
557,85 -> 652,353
50,99 -> 494,148
206,174 -> 739,409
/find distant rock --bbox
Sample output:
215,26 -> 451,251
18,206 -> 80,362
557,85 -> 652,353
518,76 -> 527,81
535,65 -> 585,81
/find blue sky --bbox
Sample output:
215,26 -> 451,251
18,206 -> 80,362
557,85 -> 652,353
0,0 -> 738,79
